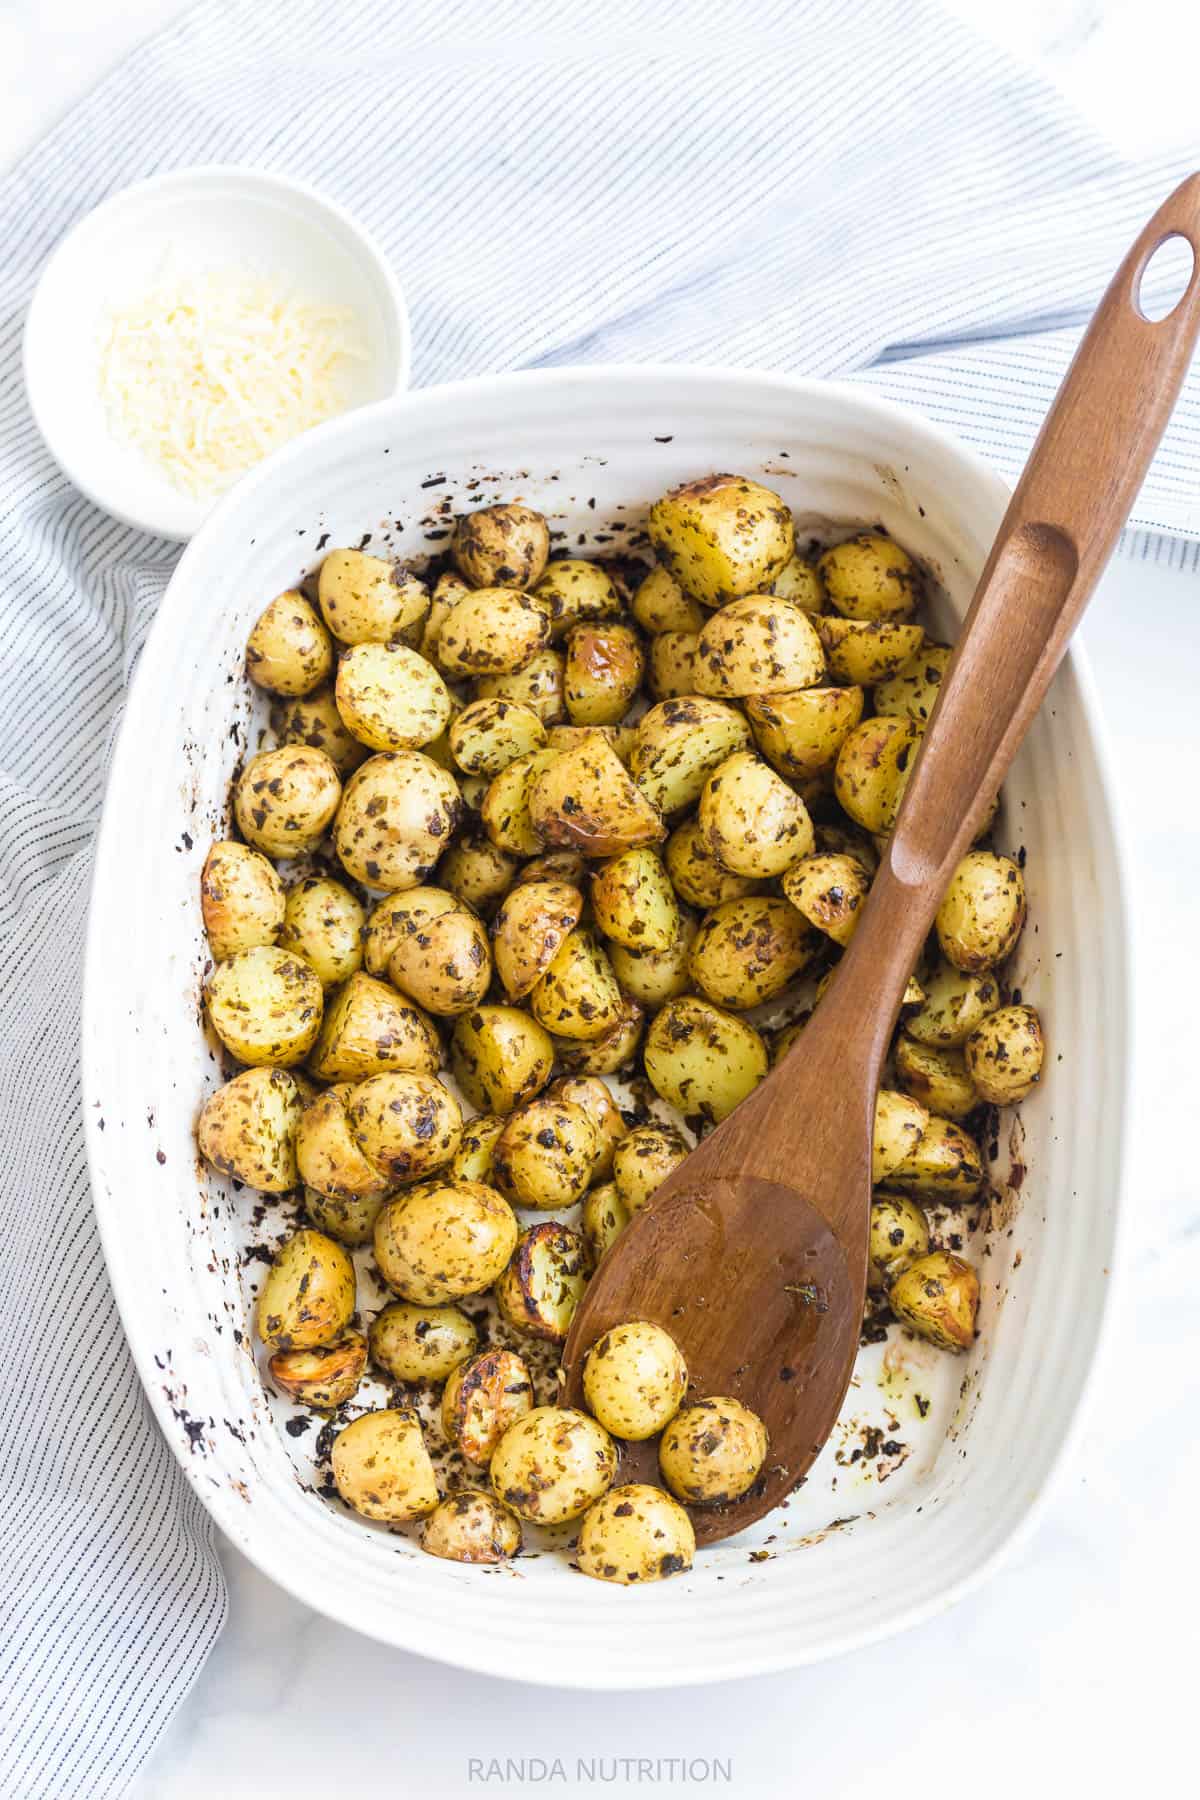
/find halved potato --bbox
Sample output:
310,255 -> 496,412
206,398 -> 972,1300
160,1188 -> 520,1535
781,852 -> 871,947
449,1006 -> 555,1114
449,697 -> 547,777
744,686 -> 864,781
894,1035 -> 979,1121
201,841 -> 285,962
631,564 -> 705,635
545,1075 -> 626,1180
374,1180 -> 518,1302
437,588 -> 552,679
695,595 -> 824,697
206,946 -> 323,1067
474,647 -> 567,724
664,818 -> 761,909
631,697 -> 751,818
493,1098 -> 598,1209
873,642 -> 951,722
818,532 -> 922,621
318,549 -> 428,645
307,971 -> 440,1081
699,750 -> 813,878
647,474 -> 794,606
491,880 -> 583,1000
564,622 -> 644,725
270,684 -> 370,776
818,617 -> 925,686
369,1301 -> 479,1383
646,630 -> 701,698
887,1114 -> 985,1202
256,1228 -> 355,1351
296,1087 -> 393,1202
495,1221 -> 589,1343
197,1066 -> 304,1192
873,1088 -> 930,1183
551,994 -> 644,1076
608,912 -> 697,1008
335,642 -> 452,752
688,896 -> 814,1011
333,750 -> 463,892
529,736 -> 664,857
643,997 -> 768,1125
612,1122 -> 691,1214
590,848 -> 681,953
279,877 -> 365,988
234,745 -> 341,858
346,1071 -> 462,1183
530,928 -> 623,1042
531,560 -> 623,641
481,747 -> 561,858
269,1333 -> 367,1409
452,502 -> 549,590
441,1347 -> 535,1466
246,589 -> 333,696
834,717 -> 923,835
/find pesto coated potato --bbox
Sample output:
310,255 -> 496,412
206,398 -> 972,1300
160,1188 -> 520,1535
658,1397 -> 768,1505
529,736 -> 664,858
744,686 -> 864,784
279,876 -> 365,988
531,560 -> 623,641
256,1227 -> 356,1351
492,1098 -> 598,1209
303,1183 -> 388,1248
201,841 -> 285,962
695,595 -> 824,697
611,1122 -> 691,1214
564,622 -> 644,725
481,747 -> 561,858
818,532 -> 922,621
889,1251 -> 980,1351
318,549 -> 429,646
296,1087 -> 393,1203
648,474 -> 794,606
582,1321 -> 687,1440
495,1220 -> 589,1343
545,1075 -> 626,1180
607,912 -> 697,1009
663,818 -> 760,909
581,1181 -> 631,1261
450,1005 -> 555,1115
449,698 -> 547,777
382,889 -> 492,1016
268,1332 -> 367,1410
646,630 -> 701,699
197,1065 -> 304,1192
905,961 -> 1003,1047
307,971 -> 440,1081
873,642 -> 951,722
887,1113 -> 985,1202
491,880 -> 583,1000
446,1112 -> 506,1185
374,1180 -> 518,1303
438,830 -> 520,916
441,1347 -> 534,1466
335,642 -> 452,752
333,751 -> 463,892
833,717 -> 922,835
964,1003 -> 1044,1104
699,750 -> 814,879
530,928 -> 624,1042
631,564 -> 706,635
489,1405 -> 617,1524
872,1087 -> 930,1183
688,895 -> 814,1011
868,1192 -> 931,1290
772,553 -> 826,613
346,1071 -> 463,1184
234,745 -> 341,858
643,997 -> 768,1125
437,588 -> 552,679
782,852 -> 871,947
577,1484 -> 695,1585
591,848 -> 681,953
369,1301 -> 479,1383
935,852 -> 1026,973
206,946 -> 323,1066
453,502 -> 550,590
270,684 -> 370,776
893,1034 -> 979,1121
551,994 -> 644,1076
332,1408 -> 439,1521
246,589 -> 333,696
474,647 -> 566,724
630,697 -> 752,818
422,1491 -> 522,1563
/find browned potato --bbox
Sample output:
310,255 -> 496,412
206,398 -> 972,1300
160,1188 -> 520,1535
888,1114 -> 985,1202
581,1181 -> 631,1261
256,1228 -> 355,1351
529,736 -> 664,857
493,1098 -> 598,1209
246,589 -> 333,696
481,747 -> 561,858
421,569 -> 471,665
269,1333 -> 367,1409
532,560 -> 623,641
201,841 -> 285,962
833,717 -> 923,835
530,928 -> 623,1041
437,588 -> 553,679
817,617 -> 926,686
695,595 -> 825,697
551,994 -> 644,1076
631,697 -> 752,817
905,961 -> 1003,1047
818,532 -> 922,621
206,946 -> 323,1066
782,852 -> 871,947
607,912 -> 697,1009
545,722 -> 637,765
688,896 -> 814,1010
745,686 -> 864,781
346,1071 -> 462,1183
438,830 -> 520,916
453,502 -> 550,590
491,880 -> 583,999
449,1006 -> 555,1114
448,697 -> 547,777
873,1088 -> 930,1183
631,564 -> 705,635
333,751 -> 463,891
964,1003 -> 1044,1104
643,997 -> 768,1126
868,1193 -> 930,1290
332,1408 -> 438,1520
935,852 -> 1026,973
495,1220 -> 588,1342
441,1347 -> 534,1466
664,818 -> 760,909
564,623 -> 644,725
874,642 -> 951,722
611,1122 -> 691,1214
270,684 -> 370,777
646,630 -> 701,698
234,745 -> 341,858
369,1301 -> 479,1383
894,1035 -> 979,1121
545,1075 -> 626,1179
307,971 -> 440,1081
374,1180 -> 518,1302
296,1088 -> 393,1203
382,890 -> 492,1016
474,647 -> 566,724
335,642 -> 452,752
197,1066 -> 304,1192
490,1406 -> 617,1524
279,876 -> 365,988
318,550 -> 428,646
698,750 -> 814,878
590,848 -> 681,953
422,1491 -> 522,1563
648,475 -> 794,606
889,1251 -> 980,1351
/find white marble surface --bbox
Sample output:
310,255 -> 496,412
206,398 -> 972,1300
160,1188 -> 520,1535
4,3 -> 1198,1795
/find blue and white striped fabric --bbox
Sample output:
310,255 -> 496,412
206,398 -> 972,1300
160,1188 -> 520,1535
0,1 -> 1195,1792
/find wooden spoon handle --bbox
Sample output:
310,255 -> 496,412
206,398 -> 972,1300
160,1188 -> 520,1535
889,170 -> 1200,897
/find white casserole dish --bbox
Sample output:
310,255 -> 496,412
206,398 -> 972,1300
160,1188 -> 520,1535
82,367 -> 1129,1687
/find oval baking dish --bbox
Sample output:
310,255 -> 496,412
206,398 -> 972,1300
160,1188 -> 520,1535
82,368 -> 1129,1687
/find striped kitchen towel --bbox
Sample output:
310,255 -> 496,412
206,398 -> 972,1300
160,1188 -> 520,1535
0,0 -> 1195,1794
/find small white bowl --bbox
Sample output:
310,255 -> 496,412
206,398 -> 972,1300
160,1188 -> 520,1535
24,166 -> 410,541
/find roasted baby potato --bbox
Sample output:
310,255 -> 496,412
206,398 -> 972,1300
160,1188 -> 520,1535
303,1184 -> 388,1248
873,642 -> 951,722
256,1228 -> 356,1351
335,642 -> 452,752
782,852 -> 871,947
889,1251 -> 980,1351
453,502 -> 550,590
699,750 -> 813,878
206,946 -> 323,1066
644,997 -> 768,1126
201,841 -> 285,962
648,475 -> 794,606
449,698 -> 547,777
234,745 -> 341,858
318,549 -> 428,646
611,1122 -> 691,1214
688,895 -> 814,1010
437,588 -> 553,678
591,848 -> 681,953
369,1301 -> 479,1383
888,1114 -> 985,1202
964,1003 -> 1044,1104
346,1071 -> 462,1184
646,630 -> 701,699
495,1220 -> 588,1343
744,686 -> 864,782
333,751 -> 463,892
296,1087 -> 393,1203
868,1192 -> 931,1290
551,994 -> 645,1076
270,683 -> 370,776
450,1006 -> 555,1114
581,1183 -> 632,1265
631,697 -> 752,818
197,1065 -> 304,1192
530,928 -> 624,1042
269,1332 -> 367,1409
446,1113 -> 506,1185
493,1098 -> 598,1209
441,1347 -> 535,1466
631,564 -> 706,635
531,560 -> 623,641
245,589 -> 333,696
331,1408 -> 439,1521
935,851 -> 1026,973
374,1180 -> 518,1303
695,595 -> 824,697
905,961 -> 1003,1047
833,717 -> 922,835
382,889 -> 492,1016
564,622 -> 644,725
663,818 -> 760,909
474,647 -> 567,724
607,912 -> 697,1009
818,532 -> 922,621
422,1490 -> 522,1563
279,876 -> 365,988
545,1075 -> 626,1180
529,736 -> 664,857
873,1087 -> 930,1183
772,553 -> 826,613
818,616 -> 925,686
658,1397 -> 768,1505
307,971 -> 440,1081
893,1034 -> 979,1121
577,1484 -> 695,1585
438,830 -> 520,916
489,1405 -> 617,1524
481,747 -> 561,858
491,880 -> 583,1000
582,1321 -> 688,1441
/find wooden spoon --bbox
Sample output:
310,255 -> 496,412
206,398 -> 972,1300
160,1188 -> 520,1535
561,173 -> 1200,1545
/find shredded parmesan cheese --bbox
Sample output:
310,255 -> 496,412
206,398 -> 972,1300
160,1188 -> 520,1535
98,267 -> 367,498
